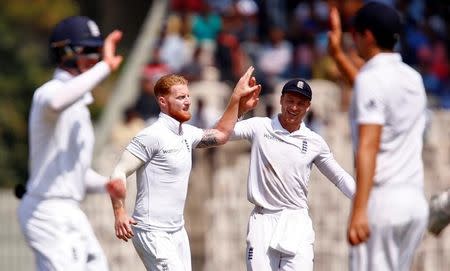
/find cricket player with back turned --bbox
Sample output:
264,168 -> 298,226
328,2 -> 429,270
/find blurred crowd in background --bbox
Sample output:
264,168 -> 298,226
0,0 -> 447,188
127,0 -> 449,128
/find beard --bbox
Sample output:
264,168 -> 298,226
168,106 -> 191,123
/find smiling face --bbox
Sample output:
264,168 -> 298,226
159,84 -> 192,123
279,92 -> 311,132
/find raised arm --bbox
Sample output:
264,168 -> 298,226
328,6 -> 359,85
106,149 -> 144,242
197,66 -> 261,148
46,31 -> 123,113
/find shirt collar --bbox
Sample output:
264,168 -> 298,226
54,67 -> 73,82
52,68 -> 94,105
159,112 -> 183,135
271,115 -> 306,136
360,52 -> 402,72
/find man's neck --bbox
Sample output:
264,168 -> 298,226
60,65 -> 80,76
365,47 -> 393,61
278,115 -> 300,133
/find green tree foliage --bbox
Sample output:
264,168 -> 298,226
0,1 -> 78,187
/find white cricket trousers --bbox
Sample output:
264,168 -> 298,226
132,226 -> 191,271
350,185 -> 428,271
246,207 -> 315,271
17,195 -> 108,271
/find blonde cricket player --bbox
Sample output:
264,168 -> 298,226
106,67 -> 261,271
17,16 -> 123,270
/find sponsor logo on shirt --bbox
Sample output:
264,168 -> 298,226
264,133 -> 284,143
162,148 -> 179,154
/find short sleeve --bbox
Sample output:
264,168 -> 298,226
231,118 -> 258,141
354,75 -> 386,125
184,124 -> 205,148
126,134 -> 158,163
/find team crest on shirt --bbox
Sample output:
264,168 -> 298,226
248,247 -> 254,261
183,139 -> 190,152
301,140 -> 308,153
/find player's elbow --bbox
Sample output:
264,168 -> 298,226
46,100 -> 64,113
216,130 -> 232,145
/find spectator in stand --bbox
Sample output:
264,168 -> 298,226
192,2 -> 222,43
160,14 -> 192,73
129,49 -> 170,124
256,27 -> 292,95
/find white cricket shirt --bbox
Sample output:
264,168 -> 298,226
232,116 -> 355,211
350,53 -> 427,188
26,62 -> 110,201
126,113 -> 204,231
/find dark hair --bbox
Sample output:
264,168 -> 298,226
353,2 -> 402,50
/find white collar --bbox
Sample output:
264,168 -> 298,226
361,52 -> 402,72
271,115 -> 305,137
159,112 -> 183,135
53,67 -> 73,82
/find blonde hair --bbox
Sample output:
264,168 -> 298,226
153,74 -> 188,97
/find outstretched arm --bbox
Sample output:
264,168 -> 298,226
197,66 -> 261,148
316,156 -> 355,199
315,139 -> 355,199
85,168 -> 108,194
107,149 -> 144,242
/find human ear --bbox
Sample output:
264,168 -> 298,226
158,96 -> 166,107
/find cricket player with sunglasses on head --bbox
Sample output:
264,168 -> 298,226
17,16 -> 123,270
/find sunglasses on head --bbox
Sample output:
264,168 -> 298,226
74,46 -> 102,60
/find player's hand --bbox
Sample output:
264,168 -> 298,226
233,66 -> 261,99
103,30 -> 123,71
106,178 -> 126,199
114,209 -> 137,242
328,6 -> 343,58
347,208 -> 371,246
238,76 -> 261,116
